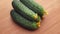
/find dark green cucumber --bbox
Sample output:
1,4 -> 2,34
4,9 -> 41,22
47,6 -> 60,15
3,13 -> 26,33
10,10 -> 39,30
20,0 -> 45,18
12,0 -> 40,22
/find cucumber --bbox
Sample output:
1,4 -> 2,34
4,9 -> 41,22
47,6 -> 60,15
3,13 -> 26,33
12,0 -> 40,22
10,10 -> 40,30
20,0 -> 45,18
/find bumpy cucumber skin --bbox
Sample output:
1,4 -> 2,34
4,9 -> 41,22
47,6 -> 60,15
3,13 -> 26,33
10,10 -> 38,30
20,0 -> 45,18
12,0 -> 41,22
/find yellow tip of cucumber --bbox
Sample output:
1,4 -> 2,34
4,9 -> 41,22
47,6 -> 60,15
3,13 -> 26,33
34,13 -> 38,19
44,11 -> 48,15
37,21 -> 40,27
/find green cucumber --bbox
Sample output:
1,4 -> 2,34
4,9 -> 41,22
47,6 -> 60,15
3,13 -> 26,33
20,0 -> 45,18
10,10 -> 39,30
12,0 -> 40,22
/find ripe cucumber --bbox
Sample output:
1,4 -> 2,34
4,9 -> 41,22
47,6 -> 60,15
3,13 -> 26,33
20,0 -> 45,18
10,10 -> 40,30
12,0 -> 40,22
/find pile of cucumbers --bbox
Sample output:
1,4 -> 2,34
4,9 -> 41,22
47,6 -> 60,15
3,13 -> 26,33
10,0 -> 47,30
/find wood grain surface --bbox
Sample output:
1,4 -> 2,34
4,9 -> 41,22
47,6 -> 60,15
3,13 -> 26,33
0,0 -> 60,34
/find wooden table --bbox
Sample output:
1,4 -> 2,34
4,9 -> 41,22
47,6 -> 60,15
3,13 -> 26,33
0,0 -> 60,34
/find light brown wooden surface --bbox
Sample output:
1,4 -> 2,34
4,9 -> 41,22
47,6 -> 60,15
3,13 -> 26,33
0,0 -> 60,34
